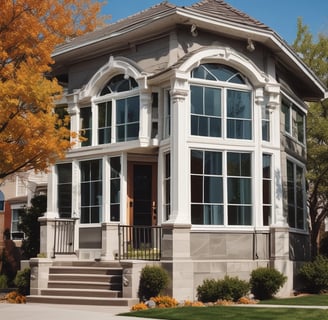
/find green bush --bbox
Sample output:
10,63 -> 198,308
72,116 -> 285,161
197,276 -> 250,302
298,255 -> 328,293
138,265 -> 169,300
250,267 -> 287,300
0,274 -> 8,289
14,268 -> 31,296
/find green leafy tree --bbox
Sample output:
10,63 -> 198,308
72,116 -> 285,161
292,18 -> 328,257
19,195 -> 47,259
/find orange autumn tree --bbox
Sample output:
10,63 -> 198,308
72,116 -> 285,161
0,0 -> 107,179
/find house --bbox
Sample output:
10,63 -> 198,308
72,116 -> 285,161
29,0 -> 327,303
0,172 -> 47,249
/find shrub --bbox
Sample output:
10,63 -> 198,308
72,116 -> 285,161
5,291 -> 26,304
151,295 -> 179,308
138,265 -> 170,300
298,255 -> 328,293
0,274 -> 8,289
14,268 -> 31,296
131,302 -> 148,311
197,276 -> 250,302
250,267 -> 287,300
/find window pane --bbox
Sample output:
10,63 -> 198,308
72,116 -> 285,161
227,90 -> 251,118
116,100 -> 125,124
262,180 -> 271,204
282,102 -> 290,133
204,151 -> 222,175
204,205 -> 224,225
227,152 -> 251,176
191,150 -> 203,174
227,119 -> 252,139
191,86 -> 203,114
228,206 -> 252,225
204,177 -> 223,203
111,179 -> 120,204
263,155 -> 271,179
228,178 -> 251,204
191,176 -> 203,203
126,123 -> 139,140
110,204 -> 120,221
205,87 -> 221,116
263,205 -> 271,226
191,204 -> 204,224
127,96 -> 139,122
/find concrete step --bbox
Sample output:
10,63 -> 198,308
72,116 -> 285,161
52,260 -> 121,268
27,295 -> 138,306
48,280 -> 122,291
40,288 -> 122,298
49,266 -> 122,275
48,273 -> 121,283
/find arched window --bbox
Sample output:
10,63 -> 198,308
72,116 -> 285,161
96,74 -> 140,144
190,63 -> 252,140
0,191 -> 4,211
100,74 -> 138,96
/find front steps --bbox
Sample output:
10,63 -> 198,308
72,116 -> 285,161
27,261 -> 138,306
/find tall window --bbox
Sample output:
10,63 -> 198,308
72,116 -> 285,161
57,163 -> 72,218
116,96 -> 139,142
287,160 -> 305,229
282,100 -> 305,144
190,63 -> 252,140
227,152 -> 252,225
191,150 -> 252,226
98,101 -> 112,144
191,150 -> 223,225
262,107 -> 270,141
262,154 -> 272,225
0,191 -> 4,211
97,74 -> 139,144
164,153 -> 171,221
11,208 -> 25,240
164,90 -> 171,139
80,107 -> 92,146
80,159 -> 102,223
110,157 -> 121,221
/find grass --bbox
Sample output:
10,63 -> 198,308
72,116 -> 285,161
121,295 -> 328,320
260,294 -> 328,306
121,305 -> 328,320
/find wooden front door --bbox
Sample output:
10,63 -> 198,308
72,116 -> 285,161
128,162 -> 157,227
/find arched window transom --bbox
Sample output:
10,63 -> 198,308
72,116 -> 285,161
100,74 -> 138,96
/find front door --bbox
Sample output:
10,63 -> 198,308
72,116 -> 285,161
128,162 -> 157,227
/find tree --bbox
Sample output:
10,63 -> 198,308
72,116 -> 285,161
19,195 -> 47,259
292,18 -> 328,257
0,0 -> 108,179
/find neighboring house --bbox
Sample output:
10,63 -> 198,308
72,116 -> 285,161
0,173 -> 47,250
34,0 -> 326,301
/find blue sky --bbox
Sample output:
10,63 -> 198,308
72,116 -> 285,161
103,0 -> 328,44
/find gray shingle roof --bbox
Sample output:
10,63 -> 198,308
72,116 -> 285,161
54,0 -> 272,56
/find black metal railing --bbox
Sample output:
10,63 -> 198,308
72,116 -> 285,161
52,218 -> 77,258
118,225 -> 162,261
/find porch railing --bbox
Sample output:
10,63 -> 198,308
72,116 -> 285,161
118,225 -> 162,261
52,218 -> 77,258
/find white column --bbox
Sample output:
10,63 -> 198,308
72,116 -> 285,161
139,89 -> 152,146
167,71 -> 190,224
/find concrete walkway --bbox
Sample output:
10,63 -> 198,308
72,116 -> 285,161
0,303 -> 157,320
2,301 -> 328,320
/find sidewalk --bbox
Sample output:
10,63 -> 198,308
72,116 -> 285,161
0,303 -> 151,320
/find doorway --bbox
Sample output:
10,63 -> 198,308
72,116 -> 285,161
127,162 -> 157,227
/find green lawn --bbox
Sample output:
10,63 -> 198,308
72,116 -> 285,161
260,294 -> 328,306
121,306 -> 328,320
120,295 -> 328,320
